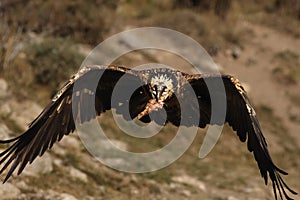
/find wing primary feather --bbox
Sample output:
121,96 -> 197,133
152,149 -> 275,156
273,180 -> 278,200
278,174 -> 298,195
0,67 -> 297,200
0,65 -> 146,182
39,122 -> 54,156
2,153 -> 20,183
274,176 -> 283,200
238,101 -> 247,142
184,74 -> 297,200
0,141 -> 18,157
277,172 -> 291,200
0,143 -> 19,173
0,136 -> 21,144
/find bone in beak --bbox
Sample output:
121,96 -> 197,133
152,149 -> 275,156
137,99 -> 164,119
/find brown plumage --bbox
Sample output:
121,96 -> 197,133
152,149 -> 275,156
0,65 -> 297,200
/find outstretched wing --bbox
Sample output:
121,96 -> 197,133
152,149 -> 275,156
0,65 -> 150,182
171,74 -> 297,200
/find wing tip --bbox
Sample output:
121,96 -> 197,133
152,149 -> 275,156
0,136 -> 20,144
270,169 -> 298,200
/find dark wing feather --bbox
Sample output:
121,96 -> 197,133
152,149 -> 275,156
0,65 -> 149,182
176,74 -> 297,200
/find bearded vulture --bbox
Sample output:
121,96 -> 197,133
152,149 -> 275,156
0,65 -> 297,199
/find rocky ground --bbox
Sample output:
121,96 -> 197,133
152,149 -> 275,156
0,2 -> 300,200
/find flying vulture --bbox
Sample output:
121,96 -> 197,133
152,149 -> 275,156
0,65 -> 297,199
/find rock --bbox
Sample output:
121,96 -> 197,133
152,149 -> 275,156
99,139 -> 128,151
0,124 -> 11,140
0,103 -> 11,116
69,167 -> 88,183
59,193 -> 78,200
228,196 -> 239,200
169,183 -> 178,189
9,100 -> 42,130
181,189 -> 191,197
0,182 -> 21,199
172,175 -> 206,192
23,152 -> 53,176
208,44 -> 220,56
231,46 -> 242,59
0,79 -> 8,98
102,158 -> 127,167
99,185 -> 106,194
53,158 -> 64,166
15,180 -> 28,190
131,188 -> 139,195
42,190 -> 79,200
111,139 -> 128,150
58,135 -> 82,151
225,46 -> 242,60
52,145 -> 68,156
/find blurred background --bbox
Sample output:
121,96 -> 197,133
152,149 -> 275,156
0,0 -> 299,199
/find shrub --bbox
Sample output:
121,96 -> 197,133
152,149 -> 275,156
0,0 -> 118,45
25,37 -> 85,88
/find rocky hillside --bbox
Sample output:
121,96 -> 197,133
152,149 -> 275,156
1,1 -> 300,199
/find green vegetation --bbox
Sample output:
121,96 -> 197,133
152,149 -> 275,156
141,170 -> 173,184
0,1 -> 299,199
25,37 -> 84,88
1,0 -> 298,90
0,0 -> 115,45
274,50 -> 299,63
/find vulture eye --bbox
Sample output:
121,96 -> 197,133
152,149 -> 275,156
162,87 -> 168,94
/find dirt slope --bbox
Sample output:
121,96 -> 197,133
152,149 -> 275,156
1,13 -> 300,200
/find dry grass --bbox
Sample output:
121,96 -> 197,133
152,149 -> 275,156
271,50 -> 300,84
1,1 -> 300,199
